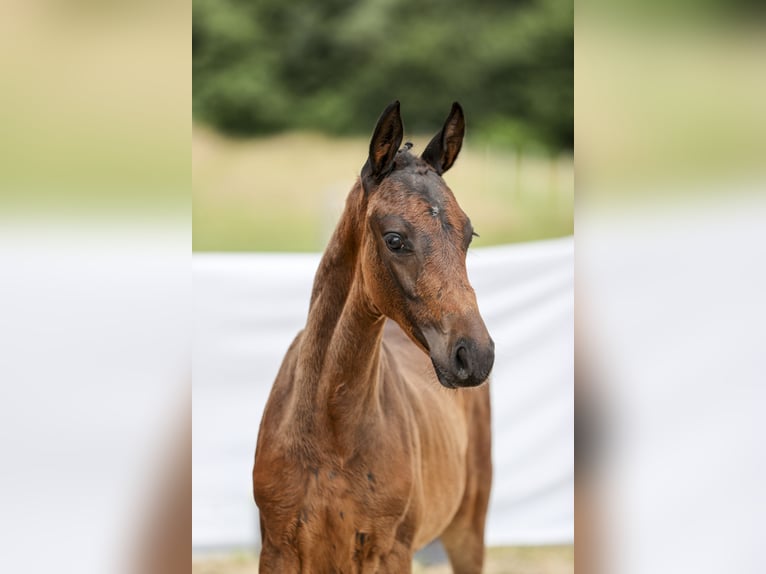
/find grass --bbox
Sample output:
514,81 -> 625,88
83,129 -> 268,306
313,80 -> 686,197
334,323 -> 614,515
193,126 -> 573,252
191,545 -> 574,574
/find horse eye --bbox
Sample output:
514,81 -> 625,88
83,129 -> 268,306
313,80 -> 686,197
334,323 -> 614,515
384,233 -> 404,251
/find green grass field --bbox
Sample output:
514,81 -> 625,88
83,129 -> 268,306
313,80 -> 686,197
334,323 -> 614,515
193,126 -> 573,252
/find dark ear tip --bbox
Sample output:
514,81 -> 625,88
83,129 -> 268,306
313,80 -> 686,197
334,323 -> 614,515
383,100 -> 401,115
450,101 -> 464,117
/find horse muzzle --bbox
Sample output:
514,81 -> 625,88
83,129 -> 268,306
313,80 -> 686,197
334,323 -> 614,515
425,326 -> 495,389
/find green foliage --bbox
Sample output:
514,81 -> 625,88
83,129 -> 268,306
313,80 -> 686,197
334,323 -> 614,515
193,0 -> 572,151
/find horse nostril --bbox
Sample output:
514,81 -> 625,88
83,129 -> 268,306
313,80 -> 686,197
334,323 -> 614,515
454,344 -> 471,378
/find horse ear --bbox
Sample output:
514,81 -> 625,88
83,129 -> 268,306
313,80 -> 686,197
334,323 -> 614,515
363,100 -> 404,184
421,102 -> 465,175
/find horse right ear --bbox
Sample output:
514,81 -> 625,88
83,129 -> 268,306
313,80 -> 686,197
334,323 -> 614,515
362,100 -> 404,186
421,102 -> 464,175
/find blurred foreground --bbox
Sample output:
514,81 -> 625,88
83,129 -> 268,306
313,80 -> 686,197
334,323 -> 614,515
576,9 -> 766,574
0,1 -> 190,573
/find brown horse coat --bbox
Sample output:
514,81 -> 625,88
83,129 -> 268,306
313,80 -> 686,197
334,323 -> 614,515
253,102 -> 494,574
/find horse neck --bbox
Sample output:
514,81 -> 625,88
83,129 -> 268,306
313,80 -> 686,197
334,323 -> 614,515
293,180 -> 386,447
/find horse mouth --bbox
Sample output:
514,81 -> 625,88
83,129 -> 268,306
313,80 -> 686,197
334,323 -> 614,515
430,356 -> 489,389
430,358 -> 458,389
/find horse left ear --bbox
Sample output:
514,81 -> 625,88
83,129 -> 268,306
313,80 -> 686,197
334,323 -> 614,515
363,100 -> 404,185
421,102 -> 465,175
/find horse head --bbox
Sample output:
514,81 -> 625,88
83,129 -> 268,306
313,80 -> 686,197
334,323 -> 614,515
359,101 -> 495,389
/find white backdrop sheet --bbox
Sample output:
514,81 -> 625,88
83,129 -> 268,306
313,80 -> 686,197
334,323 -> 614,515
193,237 -> 573,550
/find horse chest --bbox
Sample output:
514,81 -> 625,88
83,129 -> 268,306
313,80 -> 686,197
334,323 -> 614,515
256,452 -> 414,572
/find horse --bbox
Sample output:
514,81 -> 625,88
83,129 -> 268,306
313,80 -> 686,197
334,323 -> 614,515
252,101 -> 495,573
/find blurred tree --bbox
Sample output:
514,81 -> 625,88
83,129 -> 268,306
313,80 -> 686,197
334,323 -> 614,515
193,0 -> 572,151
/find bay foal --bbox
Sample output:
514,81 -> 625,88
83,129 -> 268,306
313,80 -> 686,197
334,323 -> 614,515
253,101 -> 494,573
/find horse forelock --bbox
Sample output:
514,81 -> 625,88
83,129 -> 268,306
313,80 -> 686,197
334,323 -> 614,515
392,149 -> 433,176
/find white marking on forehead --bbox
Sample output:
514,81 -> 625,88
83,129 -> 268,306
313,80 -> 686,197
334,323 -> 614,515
429,206 -> 439,217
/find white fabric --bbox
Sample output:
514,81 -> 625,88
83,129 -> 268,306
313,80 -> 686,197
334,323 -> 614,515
192,237 -> 573,550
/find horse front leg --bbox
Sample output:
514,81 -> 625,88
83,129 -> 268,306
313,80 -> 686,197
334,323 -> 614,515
440,523 -> 486,574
